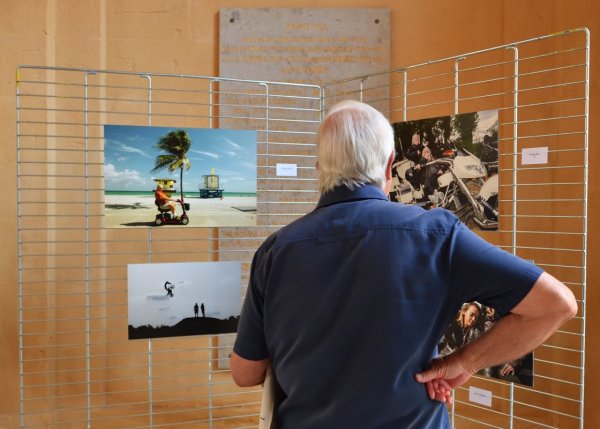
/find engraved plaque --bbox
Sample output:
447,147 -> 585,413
217,10 -> 390,368
220,8 -> 390,85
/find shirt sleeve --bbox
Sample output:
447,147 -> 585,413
447,220 -> 544,317
233,242 -> 271,361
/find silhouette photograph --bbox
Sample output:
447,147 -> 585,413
127,261 -> 242,340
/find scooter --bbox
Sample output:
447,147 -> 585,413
154,198 -> 190,226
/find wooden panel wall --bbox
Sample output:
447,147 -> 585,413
1,1 -> 599,427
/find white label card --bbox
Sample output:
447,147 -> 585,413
521,147 -> 548,165
276,163 -> 298,177
469,386 -> 492,407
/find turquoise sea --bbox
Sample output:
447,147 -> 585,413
105,190 -> 256,197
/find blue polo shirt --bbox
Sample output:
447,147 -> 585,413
234,184 -> 542,428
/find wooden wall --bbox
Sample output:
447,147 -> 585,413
1,1 -> 598,427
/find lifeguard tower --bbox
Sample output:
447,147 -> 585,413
153,178 -> 176,197
199,168 -> 224,198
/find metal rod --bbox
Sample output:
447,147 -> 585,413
454,57 -> 464,114
259,82 -> 270,226
140,75 -> 152,125
578,27 -> 590,429
17,64 -> 322,90
84,70 -> 95,429
320,27 -> 589,88
402,70 -> 408,122
16,64 -> 26,429
140,73 -> 154,429
209,79 -> 216,129
359,78 -> 365,102
507,44 -> 519,429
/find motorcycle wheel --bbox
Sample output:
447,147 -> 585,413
181,217 -> 189,225
155,217 -> 163,226
449,199 -> 476,229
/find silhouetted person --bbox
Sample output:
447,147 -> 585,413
201,302 -> 206,318
164,281 -> 174,298
194,302 -> 199,318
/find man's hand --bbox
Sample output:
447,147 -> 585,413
425,378 -> 454,404
415,351 -> 476,403
416,271 -> 577,404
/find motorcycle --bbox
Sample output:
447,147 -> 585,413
390,149 -> 498,230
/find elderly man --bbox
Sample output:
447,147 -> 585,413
154,184 -> 177,216
231,100 -> 576,428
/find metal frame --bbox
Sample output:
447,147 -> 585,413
16,68 -> 321,428
322,27 -> 588,428
16,27 -> 588,428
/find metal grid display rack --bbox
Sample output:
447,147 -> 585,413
16,28 -> 588,428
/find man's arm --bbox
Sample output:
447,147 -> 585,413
230,352 -> 270,387
416,271 -> 577,397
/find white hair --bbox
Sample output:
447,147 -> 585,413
317,100 -> 394,194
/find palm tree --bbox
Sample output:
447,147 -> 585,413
151,129 -> 192,199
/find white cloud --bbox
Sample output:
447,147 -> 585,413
147,294 -> 169,301
223,138 -> 241,150
190,149 -> 220,159
105,139 -> 153,158
119,143 -> 152,158
104,163 -> 151,190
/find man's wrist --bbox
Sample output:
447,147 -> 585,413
455,346 -> 479,375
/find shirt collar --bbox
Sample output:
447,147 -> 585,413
316,184 -> 389,209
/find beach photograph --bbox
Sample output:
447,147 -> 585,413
104,125 -> 257,228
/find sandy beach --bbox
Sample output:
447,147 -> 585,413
104,194 -> 257,228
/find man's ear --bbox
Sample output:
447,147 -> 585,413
385,152 -> 395,180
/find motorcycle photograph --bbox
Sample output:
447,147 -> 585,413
389,146 -> 499,230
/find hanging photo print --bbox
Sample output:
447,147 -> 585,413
390,110 -> 499,230
104,125 -> 257,228
127,261 -> 242,340
438,301 -> 534,386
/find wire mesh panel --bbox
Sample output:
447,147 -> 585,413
17,27 -> 588,429
323,28 -> 589,429
16,67 -> 321,428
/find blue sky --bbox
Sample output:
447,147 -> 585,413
104,125 -> 257,193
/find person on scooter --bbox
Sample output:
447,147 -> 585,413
154,184 -> 177,216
